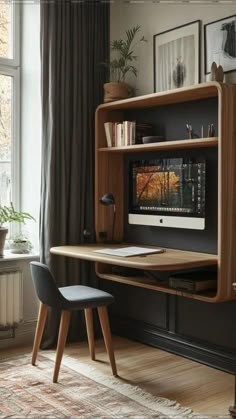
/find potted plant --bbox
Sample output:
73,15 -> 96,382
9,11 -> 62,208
103,25 -> 146,103
0,202 -> 35,256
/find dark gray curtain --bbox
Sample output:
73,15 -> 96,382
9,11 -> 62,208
40,0 -> 109,347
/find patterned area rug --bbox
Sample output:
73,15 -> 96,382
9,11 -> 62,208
0,353 -> 204,418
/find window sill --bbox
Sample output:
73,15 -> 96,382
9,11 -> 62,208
0,251 -> 39,262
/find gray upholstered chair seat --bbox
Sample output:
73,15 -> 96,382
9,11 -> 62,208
59,285 -> 114,309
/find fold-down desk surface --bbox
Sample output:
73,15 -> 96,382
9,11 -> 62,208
50,244 -> 217,271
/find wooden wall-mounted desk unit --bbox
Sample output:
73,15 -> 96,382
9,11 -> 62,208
50,244 -> 217,301
95,82 -> 236,303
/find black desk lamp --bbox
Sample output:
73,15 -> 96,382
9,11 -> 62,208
99,193 -> 116,242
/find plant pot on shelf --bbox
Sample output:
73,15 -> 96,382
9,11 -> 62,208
104,82 -> 133,103
0,228 -> 8,257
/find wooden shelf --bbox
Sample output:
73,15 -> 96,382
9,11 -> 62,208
99,272 -> 181,294
96,82 -> 219,110
99,272 -> 217,301
99,137 -> 218,153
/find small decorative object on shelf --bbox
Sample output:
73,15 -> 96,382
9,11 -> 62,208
187,123 -> 216,139
142,136 -> 165,144
186,123 -> 200,139
201,125 -> 204,138
102,25 -> 146,103
210,61 -> 224,82
208,123 -> 215,137
186,123 -> 193,139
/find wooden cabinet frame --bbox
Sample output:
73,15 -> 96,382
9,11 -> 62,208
95,82 -> 236,303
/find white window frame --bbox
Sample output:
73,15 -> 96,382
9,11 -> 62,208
0,2 -> 20,210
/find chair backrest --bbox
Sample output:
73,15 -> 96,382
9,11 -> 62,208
30,261 -> 66,308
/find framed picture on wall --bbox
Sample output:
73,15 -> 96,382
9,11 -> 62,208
204,15 -> 236,74
153,20 -> 200,93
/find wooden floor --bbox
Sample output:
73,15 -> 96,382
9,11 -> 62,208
2,336 -> 234,416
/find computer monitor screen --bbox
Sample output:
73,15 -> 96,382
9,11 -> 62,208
129,157 -> 206,230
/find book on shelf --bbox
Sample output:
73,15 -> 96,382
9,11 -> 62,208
104,120 -> 153,147
116,122 -> 123,147
168,271 -> 217,293
104,122 -> 113,147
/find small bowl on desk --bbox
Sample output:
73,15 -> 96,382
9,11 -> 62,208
142,136 -> 165,144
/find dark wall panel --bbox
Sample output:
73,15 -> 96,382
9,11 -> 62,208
100,279 -> 168,329
175,297 -> 236,350
100,278 -> 236,371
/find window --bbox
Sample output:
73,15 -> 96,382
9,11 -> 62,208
0,2 -> 12,60
0,2 -> 20,208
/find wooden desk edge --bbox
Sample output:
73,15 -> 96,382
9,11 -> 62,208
50,245 -> 217,271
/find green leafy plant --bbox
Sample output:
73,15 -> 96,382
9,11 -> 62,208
106,25 -> 147,83
0,202 -> 35,228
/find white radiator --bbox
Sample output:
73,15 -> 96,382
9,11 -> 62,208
0,270 -> 23,328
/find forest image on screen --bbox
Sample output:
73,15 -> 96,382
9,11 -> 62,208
132,159 -> 205,216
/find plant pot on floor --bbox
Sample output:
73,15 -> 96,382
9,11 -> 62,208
0,228 -> 8,257
104,82 -> 133,103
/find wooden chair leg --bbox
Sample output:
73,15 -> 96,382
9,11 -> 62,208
97,306 -> 117,376
84,308 -> 95,360
32,302 -> 48,366
53,310 -> 71,383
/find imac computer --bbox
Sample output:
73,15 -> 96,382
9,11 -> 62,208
128,157 -> 206,230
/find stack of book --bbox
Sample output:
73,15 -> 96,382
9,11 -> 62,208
135,122 -> 153,144
168,271 -> 217,293
104,121 -> 153,147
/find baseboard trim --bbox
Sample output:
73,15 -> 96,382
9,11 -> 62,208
111,316 -> 236,374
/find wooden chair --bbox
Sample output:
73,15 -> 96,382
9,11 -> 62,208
30,261 -> 117,383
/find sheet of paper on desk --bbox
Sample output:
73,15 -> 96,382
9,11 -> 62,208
93,246 -> 164,257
